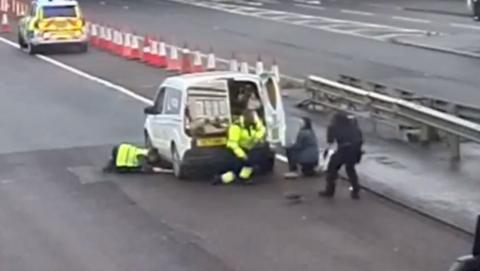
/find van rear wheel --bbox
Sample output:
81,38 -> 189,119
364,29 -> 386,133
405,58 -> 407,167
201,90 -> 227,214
171,145 -> 187,179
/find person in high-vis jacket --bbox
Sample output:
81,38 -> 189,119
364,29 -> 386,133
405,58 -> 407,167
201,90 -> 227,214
213,110 -> 266,185
103,143 -> 162,173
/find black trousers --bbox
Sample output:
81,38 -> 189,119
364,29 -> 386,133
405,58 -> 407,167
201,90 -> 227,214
220,146 -> 268,178
325,148 -> 360,193
285,147 -> 317,176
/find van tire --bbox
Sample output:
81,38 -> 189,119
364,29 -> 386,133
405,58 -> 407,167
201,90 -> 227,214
27,43 -> 37,55
263,157 -> 275,174
171,144 -> 187,179
144,131 -> 172,169
79,43 -> 88,53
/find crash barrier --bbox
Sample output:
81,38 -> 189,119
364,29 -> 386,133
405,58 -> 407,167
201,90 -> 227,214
86,22 -> 281,79
337,74 -> 480,124
301,75 -> 480,160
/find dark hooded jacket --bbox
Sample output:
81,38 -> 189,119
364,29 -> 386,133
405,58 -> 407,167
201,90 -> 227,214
290,117 -> 319,164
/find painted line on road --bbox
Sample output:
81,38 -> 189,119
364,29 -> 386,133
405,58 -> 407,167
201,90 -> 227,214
0,35 -> 291,163
340,9 -> 374,16
392,16 -> 431,24
294,3 -> 325,10
450,23 -> 480,31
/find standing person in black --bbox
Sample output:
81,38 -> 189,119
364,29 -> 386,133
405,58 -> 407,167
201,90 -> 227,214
319,112 -> 363,200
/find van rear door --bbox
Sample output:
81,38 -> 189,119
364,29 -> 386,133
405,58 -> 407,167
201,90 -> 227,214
260,74 -> 286,146
38,5 -> 83,36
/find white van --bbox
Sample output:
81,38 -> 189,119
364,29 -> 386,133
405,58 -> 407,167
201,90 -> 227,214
143,71 -> 286,179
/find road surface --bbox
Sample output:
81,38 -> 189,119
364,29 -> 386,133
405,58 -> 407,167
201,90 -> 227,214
0,32 -> 473,271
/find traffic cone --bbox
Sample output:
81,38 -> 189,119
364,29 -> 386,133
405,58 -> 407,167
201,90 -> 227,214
142,36 -> 152,63
19,3 -> 25,16
166,45 -> 181,73
240,60 -> 249,73
121,32 -> 134,59
206,47 -> 216,71
180,44 -> 193,74
114,29 -> 124,55
271,58 -> 280,83
148,39 -> 159,66
89,23 -> 99,47
157,40 -> 167,68
229,52 -> 239,72
98,24 -> 106,49
104,26 -> 114,52
192,49 -> 204,73
0,13 -> 11,33
130,33 -> 141,60
255,55 -> 264,75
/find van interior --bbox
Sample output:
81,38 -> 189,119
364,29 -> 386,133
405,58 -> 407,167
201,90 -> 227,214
185,79 -> 264,138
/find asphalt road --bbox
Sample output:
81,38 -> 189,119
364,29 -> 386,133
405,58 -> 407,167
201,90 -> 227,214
0,33 -> 474,270
80,0 -> 480,107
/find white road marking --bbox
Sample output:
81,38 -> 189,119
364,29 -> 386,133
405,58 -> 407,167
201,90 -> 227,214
340,9 -> 374,16
294,3 -> 325,10
450,23 -> 480,31
0,36 -> 292,163
392,16 -> 431,24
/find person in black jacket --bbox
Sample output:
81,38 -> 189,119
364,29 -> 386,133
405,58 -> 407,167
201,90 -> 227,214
319,112 -> 363,199
284,117 -> 319,179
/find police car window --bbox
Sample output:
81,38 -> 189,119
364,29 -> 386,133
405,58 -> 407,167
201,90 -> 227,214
42,6 -> 77,18
164,88 -> 182,115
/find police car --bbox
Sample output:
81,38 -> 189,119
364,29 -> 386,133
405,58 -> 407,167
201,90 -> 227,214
18,0 -> 88,54
143,72 -> 286,179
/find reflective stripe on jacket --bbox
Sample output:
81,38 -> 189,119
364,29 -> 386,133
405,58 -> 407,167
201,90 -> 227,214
226,116 -> 266,159
115,144 -> 148,168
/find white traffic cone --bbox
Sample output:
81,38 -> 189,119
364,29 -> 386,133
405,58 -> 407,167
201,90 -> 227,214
229,52 -> 239,72
240,60 -> 249,74
206,47 -> 216,71
255,55 -> 264,75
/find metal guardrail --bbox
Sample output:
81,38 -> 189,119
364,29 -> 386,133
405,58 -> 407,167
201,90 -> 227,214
302,75 -> 480,160
337,74 -> 480,124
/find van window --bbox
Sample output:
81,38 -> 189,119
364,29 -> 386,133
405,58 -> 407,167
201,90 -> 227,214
42,6 -> 77,18
30,4 -> 37,16
154,88 -> 166,113
164,88 -> 182,115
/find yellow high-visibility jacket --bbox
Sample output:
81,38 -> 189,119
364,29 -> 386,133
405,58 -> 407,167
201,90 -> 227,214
226,116 -> 266,159
115,144 -> 149,168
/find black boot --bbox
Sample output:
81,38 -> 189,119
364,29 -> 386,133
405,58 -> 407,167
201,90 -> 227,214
350,188 -> 360,200
318,183 -> 335,198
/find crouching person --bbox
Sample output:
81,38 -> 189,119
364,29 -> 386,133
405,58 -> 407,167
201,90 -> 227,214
284,117 -> 319,179
103,143 -> 163,174
213,110 -> 266,185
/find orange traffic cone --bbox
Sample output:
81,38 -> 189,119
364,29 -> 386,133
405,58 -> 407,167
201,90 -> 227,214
0,13 -> 11,33
148,39 -> 159,66
157,40 -> 167,68
19,3 -> 25,16
229,52 -> 239,72
130,33 -> 141,60
206,47 -> 216,71
114,29 -> 124,55
121,32 -> 134,59
89,23 -> 99,47
192,49 -> 204,73
180,44 -> 193,74
98,24 -> 106,49
104,26 -> 114,52
271,58 -> 280,82
255,55 -> 264,75
166,45 -> 181,73
240,60 -> 249,74
142,36 -> 152,63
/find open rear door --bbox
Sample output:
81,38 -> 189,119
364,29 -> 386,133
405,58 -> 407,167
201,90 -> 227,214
474,215 -> 480,256
260,74 -> 286,146
186,80 -> 231,147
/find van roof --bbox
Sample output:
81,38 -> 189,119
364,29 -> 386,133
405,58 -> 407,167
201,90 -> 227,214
163,71 -> 264,90
34,0 -> 79,6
